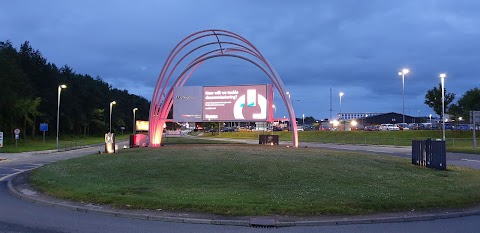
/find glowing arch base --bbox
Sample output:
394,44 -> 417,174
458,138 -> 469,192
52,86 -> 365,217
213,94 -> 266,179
149,29 -> 299,147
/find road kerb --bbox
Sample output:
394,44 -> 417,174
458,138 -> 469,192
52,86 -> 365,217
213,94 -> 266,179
7,169 -> 480,228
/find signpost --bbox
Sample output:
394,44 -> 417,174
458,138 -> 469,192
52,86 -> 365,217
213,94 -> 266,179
470,111 -> 480,148
40,123 -> 48,143
14,128 -> 20,150
0,131 -> 3,148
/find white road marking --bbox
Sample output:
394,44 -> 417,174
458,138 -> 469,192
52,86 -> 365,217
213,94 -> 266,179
461,159 -> 480,163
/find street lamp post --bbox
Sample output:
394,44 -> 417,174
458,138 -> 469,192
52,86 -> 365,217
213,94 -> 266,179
339,92 -> 344,131
440,73 -> 446,141
272,104 -> 276,119
339,92 -> 344,120
109,101 -> 116,133
398,69 -> 409,123
56,84 -> 67,149
133,108 -> 138,134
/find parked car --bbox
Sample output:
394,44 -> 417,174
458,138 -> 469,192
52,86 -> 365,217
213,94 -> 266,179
221,127 -> 236,132
407,123 -> 419,130
456,124 -> 473,131
397,123 -> 409,130
419,123 -> 433,130
379,124 -> 400,131
364,125 -> 379,131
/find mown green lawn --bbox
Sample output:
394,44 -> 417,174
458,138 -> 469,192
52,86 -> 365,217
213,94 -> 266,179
30,144 -> 480,216
205,130 -> 480,154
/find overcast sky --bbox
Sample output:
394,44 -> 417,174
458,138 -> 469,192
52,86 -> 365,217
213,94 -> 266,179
2,0 -> 479,120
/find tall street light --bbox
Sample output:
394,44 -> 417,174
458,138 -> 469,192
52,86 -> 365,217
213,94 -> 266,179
133,108 -> 138,134
56,84 -> 67,149
272,104 -> 276,119
109,101 -> 116,133
440,73 -> 446,141
398,68 -> 409,123
339,92 -> 344,120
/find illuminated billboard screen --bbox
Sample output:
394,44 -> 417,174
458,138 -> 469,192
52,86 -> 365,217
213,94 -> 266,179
173,86 -> 203,122
203,85 -> 268,121
136,120 -> 149,131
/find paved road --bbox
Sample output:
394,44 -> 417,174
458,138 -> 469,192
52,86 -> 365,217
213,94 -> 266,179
1,180 -> 480,233
1,140 -> 480,232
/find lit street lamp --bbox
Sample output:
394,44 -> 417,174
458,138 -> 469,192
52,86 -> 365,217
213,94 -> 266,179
440,73 -> 446,141
56,84 -> 67,149
109,101 -> 116,133
398,68 -> 409,123
133,108 -> 138,134
351,120 -> 358,130
339,92 -> 344,120
272,104 -> 276,119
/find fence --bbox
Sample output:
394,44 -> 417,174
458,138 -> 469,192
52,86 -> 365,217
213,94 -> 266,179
314,136 -> 479,149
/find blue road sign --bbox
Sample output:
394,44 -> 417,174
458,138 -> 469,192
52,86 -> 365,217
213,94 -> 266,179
40,123 -> 48,132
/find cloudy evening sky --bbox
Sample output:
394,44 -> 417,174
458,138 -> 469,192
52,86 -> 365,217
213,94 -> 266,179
1,0 -> 479,120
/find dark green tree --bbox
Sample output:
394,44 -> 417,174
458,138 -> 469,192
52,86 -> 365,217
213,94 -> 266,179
424,83 -> 455,119
449,87 -> 480,120
0,40 -> 151,137
14,97 -> 42,138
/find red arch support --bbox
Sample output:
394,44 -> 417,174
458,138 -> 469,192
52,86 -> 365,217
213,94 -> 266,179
149,29 -> 299,147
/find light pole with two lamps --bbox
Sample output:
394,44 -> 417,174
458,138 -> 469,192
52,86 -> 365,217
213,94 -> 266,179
398,68 -> 409,123
109,101 -> 116,133
56,84 -> 67,149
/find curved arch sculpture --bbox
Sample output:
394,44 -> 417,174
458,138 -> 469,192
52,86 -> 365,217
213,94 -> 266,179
149,29 -> 299,147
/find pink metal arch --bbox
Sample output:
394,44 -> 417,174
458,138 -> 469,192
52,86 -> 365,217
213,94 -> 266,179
149,29 -> 299,147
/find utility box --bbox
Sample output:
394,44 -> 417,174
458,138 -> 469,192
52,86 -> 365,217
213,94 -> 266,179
412,138 -> 446,170
105,133 -> 116,154
259,135 -> 279,145
129,134 -> 148,148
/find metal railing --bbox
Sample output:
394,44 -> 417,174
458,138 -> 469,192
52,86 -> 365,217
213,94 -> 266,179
313,136 -> 479,148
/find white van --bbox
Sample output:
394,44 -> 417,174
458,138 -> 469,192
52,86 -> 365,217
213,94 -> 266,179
379,124 -> 400,131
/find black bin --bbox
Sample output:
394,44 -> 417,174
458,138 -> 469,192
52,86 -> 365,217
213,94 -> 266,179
259,135 -> 279,145
412,138 -> 446,170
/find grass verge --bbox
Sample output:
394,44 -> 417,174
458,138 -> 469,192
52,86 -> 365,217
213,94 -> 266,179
0,134 -> 130,153
30,144 -> 480,216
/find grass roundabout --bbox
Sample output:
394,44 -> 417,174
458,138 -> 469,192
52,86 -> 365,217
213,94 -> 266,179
30,143 -> 480,216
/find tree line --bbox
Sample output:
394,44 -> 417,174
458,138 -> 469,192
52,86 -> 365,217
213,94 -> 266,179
0,41 -> 150,138
424,84 -> 480,122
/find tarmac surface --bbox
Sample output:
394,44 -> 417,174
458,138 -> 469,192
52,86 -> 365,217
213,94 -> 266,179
1,137 -> 480,232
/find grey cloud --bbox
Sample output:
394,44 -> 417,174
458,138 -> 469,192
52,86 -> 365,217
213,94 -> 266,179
1,0 -> 479,119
